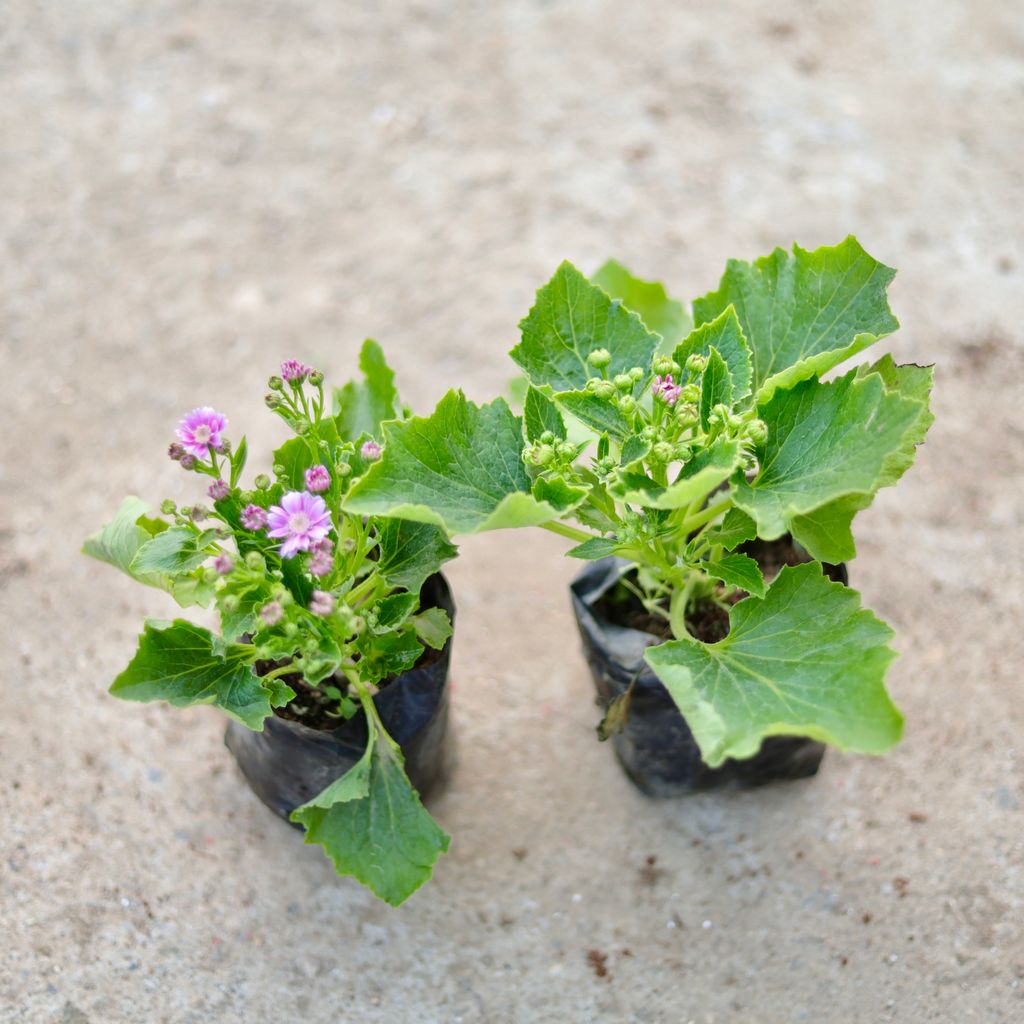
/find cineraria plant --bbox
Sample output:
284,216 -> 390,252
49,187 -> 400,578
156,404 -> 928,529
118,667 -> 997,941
84,343 -> 457,904
344,237 -> 934,769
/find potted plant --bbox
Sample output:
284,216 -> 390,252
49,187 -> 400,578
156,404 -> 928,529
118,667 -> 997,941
344,237 -> 934,795
84,343 -> 458,903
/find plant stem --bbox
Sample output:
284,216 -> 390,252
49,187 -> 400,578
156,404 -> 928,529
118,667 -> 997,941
678,495 -> 733,535
539,521 -> 597,544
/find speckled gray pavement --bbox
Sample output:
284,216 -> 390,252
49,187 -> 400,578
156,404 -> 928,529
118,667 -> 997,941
2,2 -> 1022,1021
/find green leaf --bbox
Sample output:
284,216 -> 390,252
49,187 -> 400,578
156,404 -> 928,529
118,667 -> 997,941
703,553 -> 766,598
130,528 -> 217,576
272,436 -> 317,491
734,372 -> 926,540
110,620 -> 288,730
217,579 -> 265,642
292,727 -> 450,906
375,518 -> 458,594
619,434 -> 651,468
591,258 -> 691,350
699,347 -> 734,430
229,435 -> 248,488
700,508 -> 757,552
644,563 -> 902,767
610,440 -> 741,510
345,391 -> 571,534
692,236 -> 899,403
565,536 -> 622,560
555,391 -> 633,440
511,261 -> 661,393
333,339 -> 400,441
674,306 -> 752,401
356,625 -> 424,684
523,385 -> 566,442
374,593 -> 419,630
789,358 -> 934,562
411,607 -> 452,650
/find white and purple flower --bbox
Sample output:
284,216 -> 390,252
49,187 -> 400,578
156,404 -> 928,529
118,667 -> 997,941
304,464 -> 330,493
652,374 -> 683,406
240,504 -> 269,531
208,479 -> 230,501
309,589 -> 335,616
176,407 -> 228,458
360,439 -> 382,462
280,359 -> 311,383
266,490 -> 332,558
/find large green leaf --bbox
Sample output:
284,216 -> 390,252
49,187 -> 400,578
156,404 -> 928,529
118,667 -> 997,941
291,726 -> 450,906
789,358 -> 934,561
110,620 -> 291,730
692,236 -> 899,403
644,563 -> 902,766
702,553 -> 766,598
345,391 -> 578,534
591,258 -> 691,350
699,347 -> 733,431
375,518 -> 458,593
131,528 -> 217,576
511,261 -> 661,393
674,306 -> 752,401
523,385 -> 566,442
610,440 -> 741,510
733,372 -> 926,540
333,339 -> 400,441
556,391 -> 633,440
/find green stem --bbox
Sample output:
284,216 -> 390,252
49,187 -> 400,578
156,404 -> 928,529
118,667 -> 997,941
678,495 -> 733,535
539,521 -> 597,544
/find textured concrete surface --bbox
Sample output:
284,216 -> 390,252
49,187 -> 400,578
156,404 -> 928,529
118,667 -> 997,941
2,2 -> 1023,1021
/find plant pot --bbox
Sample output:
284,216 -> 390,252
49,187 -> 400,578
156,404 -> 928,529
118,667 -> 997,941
570,543 -> 848,797
225,573 -> 455,822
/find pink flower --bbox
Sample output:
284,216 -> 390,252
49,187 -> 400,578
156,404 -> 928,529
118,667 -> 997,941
213,554 -> 234,575
309,540 -> 333,577
176,407 -> 228,458
266,491 -> 332,558
309,590 -> 335,616
304,464 -> 330,493
280,359 -> 311,383
240,504 -> 268,531
260,601 -> 283,626
208,479 -> 230,501
652,374 -> 683,406
360,440 -> 382,462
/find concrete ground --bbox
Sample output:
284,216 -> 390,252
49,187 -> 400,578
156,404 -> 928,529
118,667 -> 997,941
2,1 -> 1022,1021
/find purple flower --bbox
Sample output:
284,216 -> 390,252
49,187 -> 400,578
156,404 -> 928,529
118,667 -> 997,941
308,543 -> 333,577
179,453 -> 197,470
213,554 -> 234,575
652,374 -> 683,406
309,590 -> 335,616
176,407 -> 228,458
360,439 -> 382,462
260,601 -> 284,626
304,464 -> 330,493
280,359 -> 311,383
168,442 -> 186,462
266,490 -> 332,558
240,504 -> 268,531
208,479 -> 230,501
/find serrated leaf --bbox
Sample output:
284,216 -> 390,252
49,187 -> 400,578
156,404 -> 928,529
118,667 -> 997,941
610,440 -> 741,510
591,258 -> 691,351
644,563 -> 902,766
674,306 -> 752,401
699,347 -> 734,430
693,236 -> 899,402
701,508 -> 758,552
333,339 -> 400,441
345,391 -> 571,534
375,518 -> 458,594
130,528 -> 218,576
565,536 -> 622,560
411,607 -> 452,650
511,261 -> 661,393
734,372 -> 925,539
532,476 -> 588,514
556,391 -> 633,440
110,619 -> 287,730
703,552 -> 766,598
292,727 -> 450,906
217,579 -> 265,642
374,592 -> 419,630
523,385 -> 566,442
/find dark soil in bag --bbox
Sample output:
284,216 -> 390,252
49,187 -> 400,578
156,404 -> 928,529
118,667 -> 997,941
225,573 -> 455,822
570,540 -> 847,797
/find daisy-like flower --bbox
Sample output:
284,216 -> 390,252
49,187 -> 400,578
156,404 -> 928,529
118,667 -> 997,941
360,439 -> 382,462
652,374 -> 683,406
304,464 -> 330,493
266,491 -> 332,558
208,479 -> 230,501
280,359 -> 311,383
240,504 -> 268,531
176,407 -> 228,458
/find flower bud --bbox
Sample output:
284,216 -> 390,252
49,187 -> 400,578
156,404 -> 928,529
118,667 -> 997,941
681,384 -> 700,403
213,554 -> 234,575
342,537 -> 356,553
651,441 -> 676,463
617,395 -> 636,415
308,369 -> 324,387
587,348 -> 611,368
674,443 -> 693,462
245,551 -> 266,572
592,380 -> 616,400
555,441 -> 576,458
360,440 -> 382,462
168,442 -> 186,462
532,444 -> 555,466
259,601 -> 283,626
685,353 -> 707,373
264,393 -> 283,409
216,439 -> 231,456
160,499 -> 177,515
179,454 -> 197,470
351,616 -> 367,635
675,403 -> 698,425
709,403 -> 730,428
641,425 -> 658,441
539,431 -> 555,445
189,504 -> 209,522
268,375 -> 284,391
746,418 -> 769,445
273,463 -> 286,478
282,621 -> 298,637
221,594 -> 240,613
335,461 -> 353,478
208,479 -> 230,501
295,417 -> 312,436
628,366 -> 645,382
653,356 -> 679,376
254,473 -> 271,491
613,373 -> 633,392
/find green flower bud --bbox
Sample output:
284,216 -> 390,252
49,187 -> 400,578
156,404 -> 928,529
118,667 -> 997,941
539,430 -> 555,445
587,348 -> 612,368
675,403 -> 699,425
685,353 -> 707,373
342,537 -> 356,553
189,504 -> 209,522
651,441 -> 675,463
220,594 -> 240,613
613,373 -> 633,392
746,418 -> 769,445
592,381 -> 616,400
681,384 -> 700,403
674,443 -> 693,462
254,473 -> 271,490
308,369 -> 324,386
728,413 -> 745,432
268,375 -> 284,391
628,366 -> 645,382
653,356 -> 679,376
336,462 -> 353,478
245,551 -> 265,572
555,440 -> 576,458
295,417 -> 312,435
351,616 -> 367,636
283,621 -> 298,637
709,403 -> 730,427
273,463 -> 286,478
279,590 -> 293,607
160,499 -> 177,515
594,456 -> 616,477
532,444 -> 555,466
264,393 -> 283,410
617,394 -> 637,415
641,425 -> 658,441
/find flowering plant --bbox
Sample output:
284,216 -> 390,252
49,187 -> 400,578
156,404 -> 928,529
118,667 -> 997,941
345,238 -> 933,767
84,343 -> 457,904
